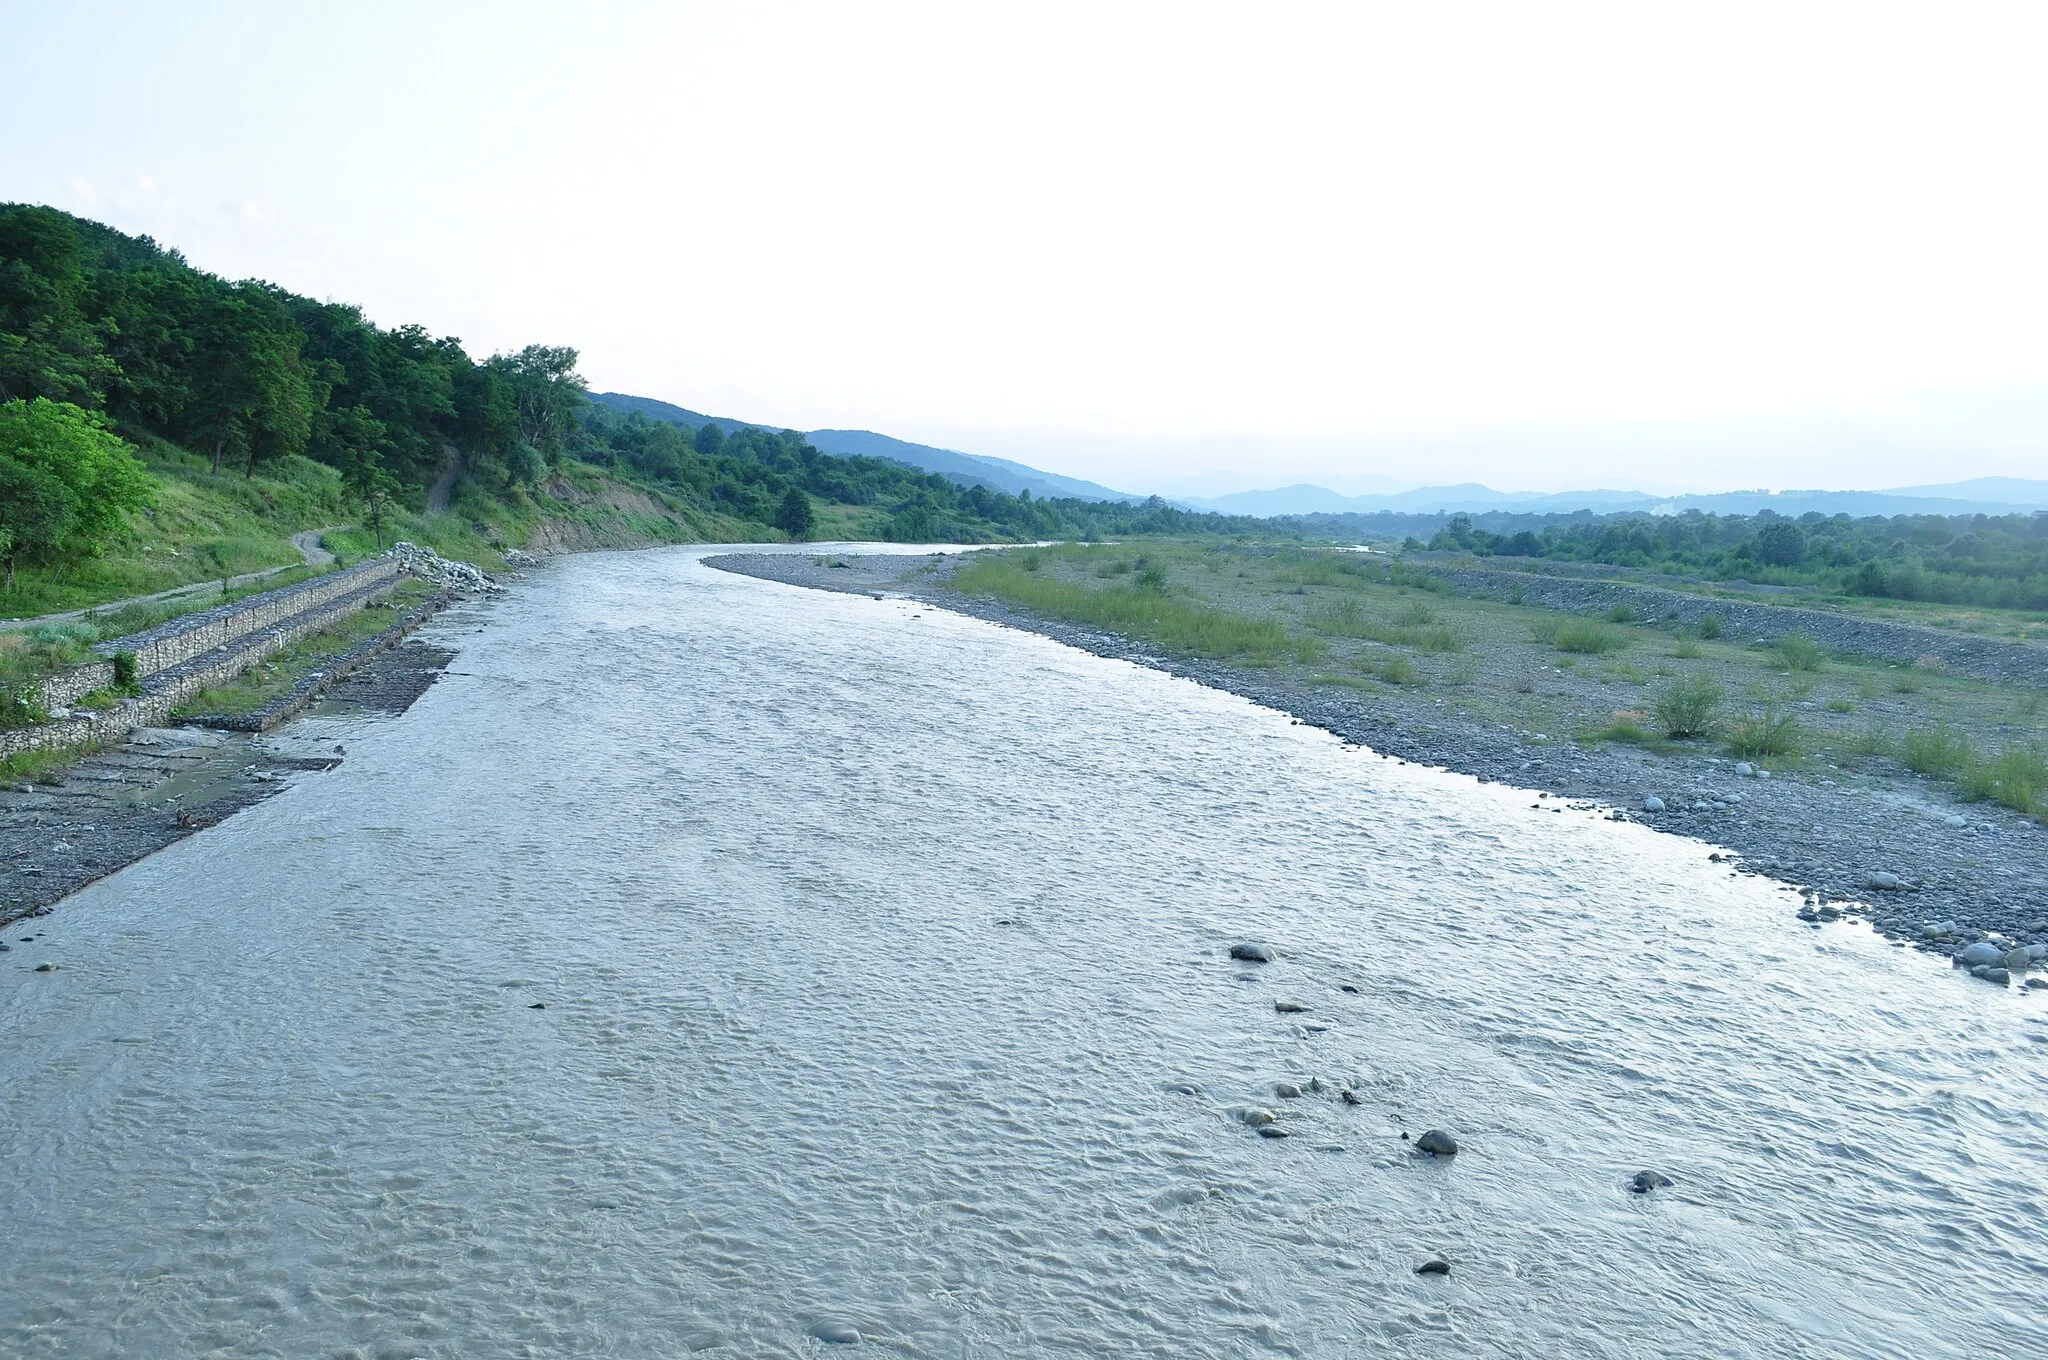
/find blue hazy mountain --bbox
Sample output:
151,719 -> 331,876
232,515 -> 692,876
589,393 -> 1142,503
1181,479 -> 2048,518
803,430 -> 1141,503
590,393 -> 2048,518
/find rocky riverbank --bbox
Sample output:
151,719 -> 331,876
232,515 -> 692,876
707,551 -> 2048,990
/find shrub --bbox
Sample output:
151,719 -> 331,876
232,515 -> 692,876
111,650 -> 137,688
1135,564 -> 1168,592
1901,723 -> 1976,779
1375,655 -> 1424,686
1654,671 -> 1725,739
1777,634 -> 1823,671
1698,613 -> 1723,640
1727,706 -> 1800,758
1550,619 -> 1628,654
1852,724 -> 1894,756
1674,638 -> 1702,659
1608,603 -> 1636,623
1824,696 -> 1857,713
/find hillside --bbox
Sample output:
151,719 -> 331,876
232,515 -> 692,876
585,392 -> 1142,504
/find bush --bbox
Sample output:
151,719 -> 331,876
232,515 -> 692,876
1777,634 -> 1823,671
1727,706 -> 1800,758
1698,613 -> 1724,640
1674,638 -> 1702,659
1901,724 -> 1976,779
1852,724 -> 1894,756
111,650 -> 137,688
1375,655 -> 1424,686
1546,619 -> 1628,654
1654,671 -> 1725,739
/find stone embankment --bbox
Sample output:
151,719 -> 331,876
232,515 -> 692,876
4,547 -> 494,762
1430,563 -> 2048,686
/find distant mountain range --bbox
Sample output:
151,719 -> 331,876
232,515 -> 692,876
587,393 -> 1142,504
1179,479 -> 2048,519
590,392 -> 2048,520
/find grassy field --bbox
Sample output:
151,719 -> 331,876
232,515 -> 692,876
952,540 -> 2048,820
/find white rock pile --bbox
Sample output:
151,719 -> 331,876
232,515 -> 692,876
388,542 -> 504,594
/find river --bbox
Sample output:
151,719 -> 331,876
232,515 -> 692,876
2,547 -> 2042,1357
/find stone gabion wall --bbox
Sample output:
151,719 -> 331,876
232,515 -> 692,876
99,559 -> 399,679
1,573 -> 404,762
39,662 -> 118,711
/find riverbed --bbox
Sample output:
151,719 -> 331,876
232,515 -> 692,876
2,546 -> 2043,1357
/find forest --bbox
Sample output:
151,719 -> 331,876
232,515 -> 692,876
1293,507 -> 2048,610
0,203 -> 1271,590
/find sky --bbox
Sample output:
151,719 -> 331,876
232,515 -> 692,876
6,1 -> 2047,495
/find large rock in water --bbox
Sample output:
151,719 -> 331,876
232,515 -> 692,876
1416,1129 -> 1458,1156
1230,942 -> 1274,963
1958,941 -> 2005,968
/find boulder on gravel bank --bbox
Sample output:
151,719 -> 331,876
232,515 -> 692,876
1229,942 -> 1273,962
1416,1129 -> 1458,1156
1958,941 -> 2005,968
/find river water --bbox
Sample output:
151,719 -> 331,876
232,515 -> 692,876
2,547 -> 2043,1358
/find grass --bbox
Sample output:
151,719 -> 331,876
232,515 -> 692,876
1306,598 -> 1463,651
1674,638 -> 1702,659
1960,746 -> 2045,817
1825,696 -> 1858,713
954,552 -> 1313,662
1372,655 -> 1425,686
0,744 -> 98,785
1726,706 -> 1801,758
1901,723 -> 1976,779
1653,671 -> 1725,739
1533,617 -> 1630,654
1777,634 -> 1824,671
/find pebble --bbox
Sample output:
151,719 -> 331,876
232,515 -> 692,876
1415,1258 -> 1451,1275
1642,796 -> 1665,812
1980,967 -> 2011,985
528,1002 -> 546,1010
1275,1081 -> 1303,1099
1229,942 -> 1273,963
1630,1170 -> 1675,1193
1341,1089 -> 1364,1105
1958,941 -> 2005,968
1274,999 -> 1310,1013
2003,948 -> 2031,973
1415,1129 -> 1459,1156
1257,1124 -> 1292,1139
1238,1108 -> 1277,1126
1865,871 -> 1903,891
34,963 -> 54,972
1734,762 -> 1755,777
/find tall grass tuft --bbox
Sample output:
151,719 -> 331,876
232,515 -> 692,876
1653,671 -> 1725,739
1777,634 -> 1823,671
1535,617 -> 1629,654
1726,706 -> 1801,758
1960,746 -> 2045,817
1901,723 -> 1976,779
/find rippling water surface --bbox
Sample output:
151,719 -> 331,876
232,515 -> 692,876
3,547 -> 2044,1357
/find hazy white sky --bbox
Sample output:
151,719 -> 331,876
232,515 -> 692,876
6,1 -> 2047,493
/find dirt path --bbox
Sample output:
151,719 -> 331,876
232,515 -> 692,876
2,529 -> 344,632
425,447 -> 462,514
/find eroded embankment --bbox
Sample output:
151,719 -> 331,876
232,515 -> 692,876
705,551 -> 2048,988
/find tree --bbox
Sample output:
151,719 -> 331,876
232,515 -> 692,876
487,344 -> 586,468
0,454 -> 72,585
1754,521 -> 1806,567
0,398 -> 152,578
775,485 -> 816,539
